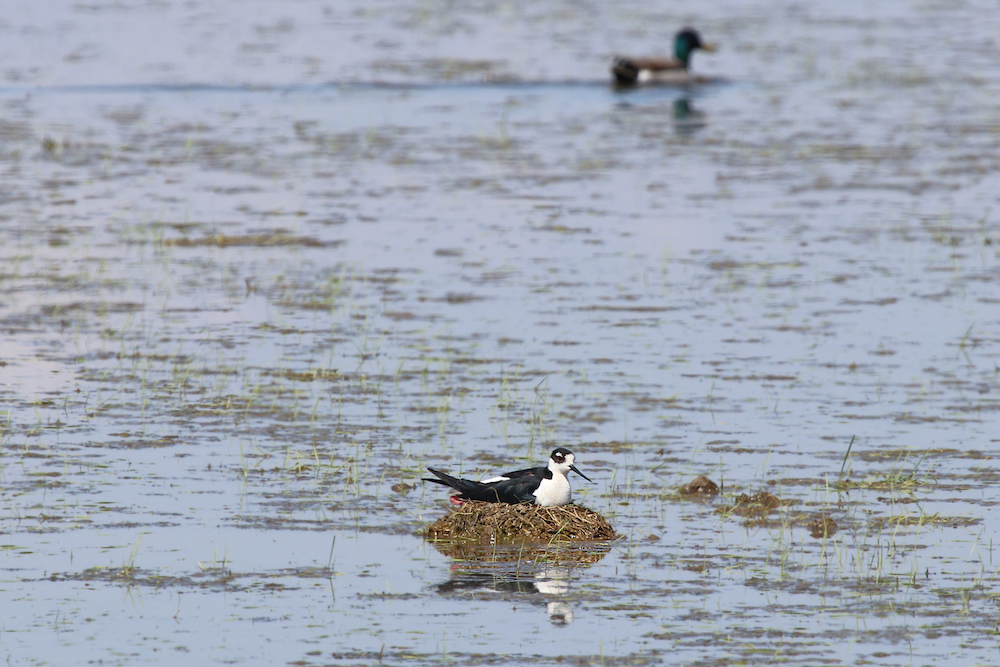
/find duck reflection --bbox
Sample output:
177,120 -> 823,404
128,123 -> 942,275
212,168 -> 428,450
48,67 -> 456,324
672,98 -> 707,136
612,94 -> 708,138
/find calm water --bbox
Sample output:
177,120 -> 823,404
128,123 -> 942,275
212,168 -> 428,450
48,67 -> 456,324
2,0 -> 1000,665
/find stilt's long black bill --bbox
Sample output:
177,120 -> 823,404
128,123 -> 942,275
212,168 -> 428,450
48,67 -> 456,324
570,465 -> 593,482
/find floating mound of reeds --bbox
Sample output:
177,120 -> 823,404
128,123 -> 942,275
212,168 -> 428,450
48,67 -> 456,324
425,501 -> 617,544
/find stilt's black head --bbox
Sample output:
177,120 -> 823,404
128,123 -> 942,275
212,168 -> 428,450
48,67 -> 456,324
550,447 -> 573,464
549,448 -> 592,482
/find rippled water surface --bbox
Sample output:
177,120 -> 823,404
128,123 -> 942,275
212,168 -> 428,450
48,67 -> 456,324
2,0 -> 1000,665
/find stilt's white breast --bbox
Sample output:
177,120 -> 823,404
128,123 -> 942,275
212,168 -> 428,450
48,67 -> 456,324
532,474 -> 571,507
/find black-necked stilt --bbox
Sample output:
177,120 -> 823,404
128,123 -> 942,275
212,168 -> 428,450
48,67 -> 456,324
423,448 -> 592,507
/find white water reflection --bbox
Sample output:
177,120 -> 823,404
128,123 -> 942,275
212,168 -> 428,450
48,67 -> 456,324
0,338 -> 77,398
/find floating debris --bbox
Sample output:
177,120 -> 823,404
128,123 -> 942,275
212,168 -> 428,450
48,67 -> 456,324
717,491 -> 783,518
425,501 -> 617,544
679,475 -> 720,495
808,516 -> 838,538
163,233 -> 344,248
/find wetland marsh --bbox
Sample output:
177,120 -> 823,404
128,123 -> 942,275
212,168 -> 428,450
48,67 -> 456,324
2,0 -> 1000,664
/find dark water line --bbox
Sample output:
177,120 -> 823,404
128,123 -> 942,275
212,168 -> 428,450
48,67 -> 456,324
0,78 -> 736,97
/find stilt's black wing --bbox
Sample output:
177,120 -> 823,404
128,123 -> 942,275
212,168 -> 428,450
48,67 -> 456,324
492,464 -> 551,481
423,467 -> 540,504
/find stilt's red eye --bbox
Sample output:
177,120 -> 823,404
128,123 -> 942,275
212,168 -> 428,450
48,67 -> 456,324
553,453 -> 564,463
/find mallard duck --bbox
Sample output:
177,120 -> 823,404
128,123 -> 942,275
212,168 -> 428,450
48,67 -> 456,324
612,28 -> 716,85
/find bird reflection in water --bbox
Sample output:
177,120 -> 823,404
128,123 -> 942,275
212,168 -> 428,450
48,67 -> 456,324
612,94 -> 709,139
428,522 -> 612,626
436,564 -> 577,625
672,98 -> 707,136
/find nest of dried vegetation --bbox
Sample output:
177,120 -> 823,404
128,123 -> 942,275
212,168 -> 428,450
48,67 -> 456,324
425,501 -> 617,544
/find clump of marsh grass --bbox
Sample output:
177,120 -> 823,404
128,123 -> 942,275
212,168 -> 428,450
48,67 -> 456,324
835,448 -> 935,491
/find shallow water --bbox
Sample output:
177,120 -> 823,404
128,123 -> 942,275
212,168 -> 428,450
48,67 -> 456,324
2,0 -> 1000,665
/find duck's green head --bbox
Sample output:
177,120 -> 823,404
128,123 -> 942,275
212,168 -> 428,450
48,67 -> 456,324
674,28 -> 715,69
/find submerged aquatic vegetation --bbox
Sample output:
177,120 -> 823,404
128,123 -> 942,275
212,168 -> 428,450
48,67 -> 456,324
835,448 -> 936,491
